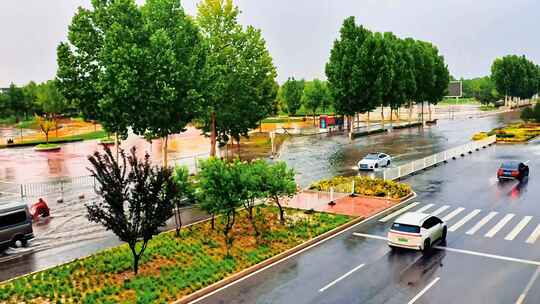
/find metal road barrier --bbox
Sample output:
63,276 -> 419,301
382,135 -> 496,181
0,152 -> 211,201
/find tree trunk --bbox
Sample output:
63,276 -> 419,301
211,214 -> 215,230
421,102 -> 424,125
408,101 -> 413,124
367,112 -> 370,130
428,103 -> 432,121
275,195 -> 285,224
389,107 -> 393,128
381,106 -> 385,129
55,118 -> 59,138
162,135 -> 169,168
210,111 -> 217,157
174,206 -> 182,237
115,133 -> 120,160
45,132 -> 49,144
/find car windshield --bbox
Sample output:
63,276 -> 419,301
391,223 -> 420,234
364,154 -> 379,160
501,162 -> 519,170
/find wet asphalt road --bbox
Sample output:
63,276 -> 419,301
197,140 -> 540,304
0,110 -> 527,288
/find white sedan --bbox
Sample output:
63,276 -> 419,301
387,212 -> 447,251
358,153 -> 392,171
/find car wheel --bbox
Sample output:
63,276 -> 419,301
422,239 -> 431,252
375,163 -> 379,169
387,160 -> 391,167
441,227 -> 447,242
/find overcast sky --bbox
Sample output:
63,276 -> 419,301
1,0 -> 539,87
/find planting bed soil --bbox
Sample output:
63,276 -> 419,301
0,206 -> 351,304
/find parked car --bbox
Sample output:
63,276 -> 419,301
388,212 -> 447,251
358,153 -> 392,170
497,161 -> 529,181
0,202 -> 34,251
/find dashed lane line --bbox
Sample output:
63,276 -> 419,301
407,277 -> 440,304
319,264 -> 365,293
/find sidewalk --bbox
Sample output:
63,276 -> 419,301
284,190 -> 401,218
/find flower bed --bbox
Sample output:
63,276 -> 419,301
0,207 -> 351,304
472,123 -> 540,143
309,176 -> 412,199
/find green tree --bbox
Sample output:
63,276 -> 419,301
197,0 -> 277,156
282,77 -> 305,116
426,43 -> 450,121
262,161 -> 296,224
56,0 -> 135,145
87,147 -> 175,275
171,166 -> 197,237
4,84 -> 26,122
35,80 -> 69,138
198,157 -> 243,256
302,79 -> 330,124
326,17 -> 372,133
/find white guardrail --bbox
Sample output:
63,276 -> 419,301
0,153 -> 210,200
382,135 -> 496,181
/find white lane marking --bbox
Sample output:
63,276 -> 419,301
442,207 -> 465,222
430,205 -> 450,216
505,216 -> 533,241
352,232 -> 540,266
319,263 -> 365,292
379,202 -> 420,222
187,193 -> 418,304
449,209 -> 481,232
406,277 -> 440,304
466,212 -> 498,235
485,214 -> 515,238
526,224 -> 540,244
415,204 -> 435,213
515,267 -> 540,304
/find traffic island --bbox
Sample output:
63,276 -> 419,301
282,176 -> 414,218
0,206 -> 354,304
473,123 -> 540,144
33,143 -> 61,152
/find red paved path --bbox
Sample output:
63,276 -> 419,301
284,190 -> 400,218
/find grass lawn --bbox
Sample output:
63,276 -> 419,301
1,130 -> 108,148
439,98 -> 479,105
0,206 -> 352,304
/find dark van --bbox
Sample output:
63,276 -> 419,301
0,202 -> 34,250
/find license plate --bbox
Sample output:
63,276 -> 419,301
398,238 -> 408,243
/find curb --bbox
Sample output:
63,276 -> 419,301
178,191 -> 417,304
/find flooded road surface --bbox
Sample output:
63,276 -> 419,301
0,110 -> 521,282
279,111 -> 520,187
0,126 -> 210,183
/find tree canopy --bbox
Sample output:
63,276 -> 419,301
491,55 -> 540,99
281,77 -> 305,116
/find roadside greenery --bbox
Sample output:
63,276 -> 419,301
0,207 -> 350,303
325,16 -> 449,132
491,55 -> 540,103
309,176 -> 412,199
473,122 -> 540,143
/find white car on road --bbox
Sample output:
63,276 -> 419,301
358,153 -> 392,171
387,212 -> 447,251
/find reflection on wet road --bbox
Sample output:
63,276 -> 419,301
279,111 -> 520,187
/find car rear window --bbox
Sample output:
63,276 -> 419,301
0,211 -> 28,229
501,162 -> 519,169
391,223 -> 420,234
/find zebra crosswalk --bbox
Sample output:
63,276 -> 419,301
379,202 -> 540,245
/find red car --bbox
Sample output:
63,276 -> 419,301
497,161 -> 529,181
